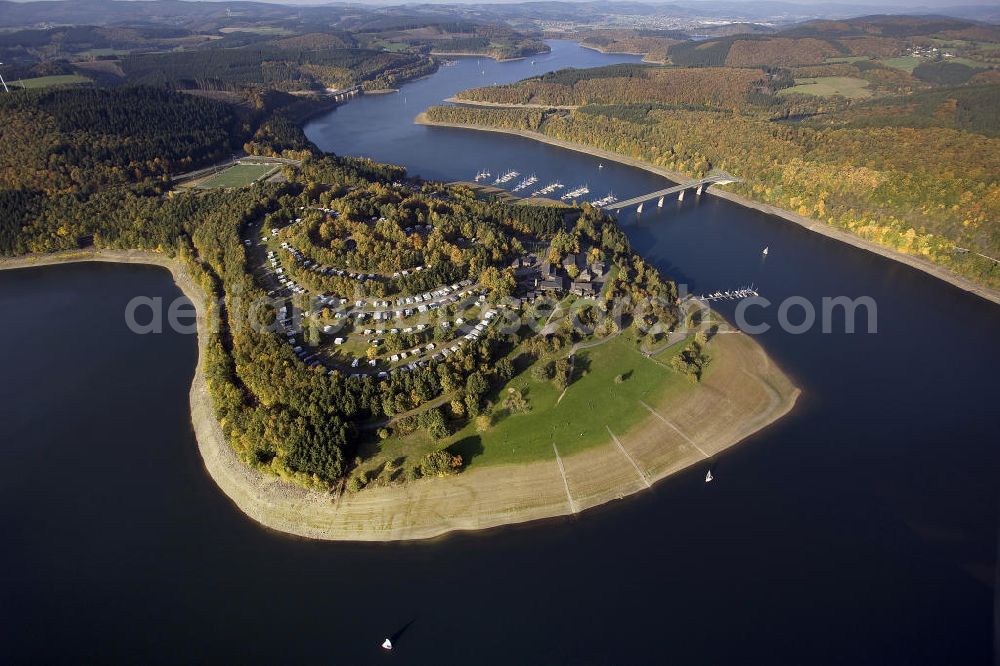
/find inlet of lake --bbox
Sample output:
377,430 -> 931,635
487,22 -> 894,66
2,41 -> 997,664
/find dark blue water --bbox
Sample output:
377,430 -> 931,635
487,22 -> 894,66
2,41 -> 997,664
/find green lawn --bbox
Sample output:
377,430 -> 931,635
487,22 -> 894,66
196,163 -> 280,189
652,333 -> 695,365
779,76 -> 872,99
368,333 -> 690,473
13,74 -> 91,89
878,56 -> 923,73
948,57 -> 990,70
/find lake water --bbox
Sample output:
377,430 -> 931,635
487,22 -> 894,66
2,41 -> 998,664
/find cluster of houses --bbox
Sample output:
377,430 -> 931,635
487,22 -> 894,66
514,251 -> 608,300
906,45 -> 956,59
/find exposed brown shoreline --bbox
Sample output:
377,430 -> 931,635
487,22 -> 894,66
445,96 -> 579,110
415,113 -> 1000,307
0,248 -> 798,541
431,51 -> 529,63
578,42 -> 668,64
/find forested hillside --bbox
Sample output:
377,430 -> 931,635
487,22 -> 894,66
457,65 -> 769,110
121,47 -> 434,92
578,29 -> 685,62
429,63 -> 1000,288
0,86 -> 239,194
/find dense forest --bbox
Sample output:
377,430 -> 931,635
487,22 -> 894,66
457,64 -> 772,110
0,86 -> 239,195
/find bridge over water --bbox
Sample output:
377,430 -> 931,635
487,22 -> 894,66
601,172 -> 739,213
327,85 -> 362,102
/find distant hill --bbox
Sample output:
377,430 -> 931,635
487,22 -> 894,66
668,14 -> 1000,67
781,15 -> 1000,39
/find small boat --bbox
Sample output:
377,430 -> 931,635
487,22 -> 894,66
382,638 -> 393,650
762,246 -> 769,256
657,195 -> 664,208
598,163 -> 604,169
705,470 -> 713,483
636,202 -> 644,214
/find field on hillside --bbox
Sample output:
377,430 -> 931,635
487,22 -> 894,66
364,334 -> 694,473
13,75 -> 91,89
779,76 -> 872,98
879,56 -> 923,72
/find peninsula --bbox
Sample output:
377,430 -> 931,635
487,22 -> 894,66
0,85 -> 797,540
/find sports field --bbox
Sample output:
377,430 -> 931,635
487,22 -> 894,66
195,163 -> 280,189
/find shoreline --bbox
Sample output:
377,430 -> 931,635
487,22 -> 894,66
431,51 -> 531,63
415,113 -> 1000,307
578,42 -> 668,64
445,96 -> 579,110
0,248 -> 798,542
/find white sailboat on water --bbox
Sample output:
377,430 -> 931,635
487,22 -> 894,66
636,202 -> 644,214
657,195 -> 664,208
762,246 -> 769,256
382,638 -> 393,650
705,469 -> 713,483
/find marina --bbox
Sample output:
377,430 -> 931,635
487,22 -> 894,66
511,174 -> 538,192
561,184 -> 590,200
530,181 -> 563,197
696,285 -> 760,302
494,169 -> 519,184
